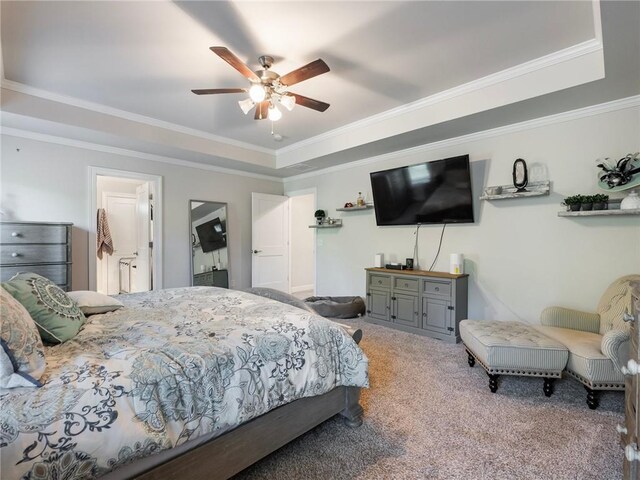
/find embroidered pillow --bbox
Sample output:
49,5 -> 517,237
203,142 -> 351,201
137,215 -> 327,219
0,286 -> 46,388
67,290 -> 124,315
2,273 -> 86,345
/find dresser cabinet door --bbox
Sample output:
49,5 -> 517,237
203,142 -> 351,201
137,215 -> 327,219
422,297 -> 452,336
393,293 -> 420,328
367,289 -> 391,322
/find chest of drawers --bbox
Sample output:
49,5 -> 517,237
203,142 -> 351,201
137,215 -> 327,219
0,222 -> 73,291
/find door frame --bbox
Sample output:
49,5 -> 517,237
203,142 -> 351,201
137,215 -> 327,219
286,188 -> 317,296
88,167 -> 163,291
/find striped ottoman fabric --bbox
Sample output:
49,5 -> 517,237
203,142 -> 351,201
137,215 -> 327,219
460,320 -> 569,395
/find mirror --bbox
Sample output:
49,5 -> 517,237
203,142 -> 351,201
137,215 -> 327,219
190,200 -> 229,288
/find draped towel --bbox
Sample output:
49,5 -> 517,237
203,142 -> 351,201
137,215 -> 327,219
97,208 -> 114,259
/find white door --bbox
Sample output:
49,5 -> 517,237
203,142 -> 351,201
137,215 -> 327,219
103,194 -> 137,295
251,192 -> 289,291
134,183 -> 151,292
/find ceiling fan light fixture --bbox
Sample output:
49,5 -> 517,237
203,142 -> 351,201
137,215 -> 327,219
279,94 -> 296,111
268,104 -> 282,121
238,98 -> 255,115
249,84 -> 266,102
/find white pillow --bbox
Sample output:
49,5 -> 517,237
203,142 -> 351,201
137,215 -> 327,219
68,291 -> 124,315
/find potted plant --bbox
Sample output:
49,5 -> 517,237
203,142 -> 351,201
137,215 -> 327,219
592,194 -> 609,210
314,209 -> 326,225
562,195 -> 583,212
581,195 -> 594,211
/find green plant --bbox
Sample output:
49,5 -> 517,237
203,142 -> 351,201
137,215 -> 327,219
582,195 -> 595,204
314,209 -> 326,218
562,195 -> 583,206
592,194 -> 609,203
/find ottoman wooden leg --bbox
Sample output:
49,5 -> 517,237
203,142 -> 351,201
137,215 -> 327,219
488,373 -> 499,393
466,350 -> 475,368
585,386 -> 599,410
543,378 -> 555,397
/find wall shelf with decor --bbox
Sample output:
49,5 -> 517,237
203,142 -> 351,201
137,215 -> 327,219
558,208 -> 640,217
309,219 -> 343,228
336,204 -> 374,211
480,181 -> 550,201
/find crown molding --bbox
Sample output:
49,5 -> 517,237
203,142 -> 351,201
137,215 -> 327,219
276,38 -> 603,161
0,79 -> 276,156
283,94 -> 640,183
1,127 -> 284,183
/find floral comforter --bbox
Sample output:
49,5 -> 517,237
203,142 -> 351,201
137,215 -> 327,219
0,287 -> 369,479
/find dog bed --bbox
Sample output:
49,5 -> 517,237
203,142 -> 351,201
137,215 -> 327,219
304,296 -> 366,319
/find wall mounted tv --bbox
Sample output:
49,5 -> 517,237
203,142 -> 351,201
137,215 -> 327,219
370,154 -> 474,226
196,217 -> 227,252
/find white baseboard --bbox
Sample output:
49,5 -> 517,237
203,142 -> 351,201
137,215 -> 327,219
291,284 -> 314,294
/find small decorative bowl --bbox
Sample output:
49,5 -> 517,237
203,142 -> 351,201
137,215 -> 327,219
485,186 -> 503,196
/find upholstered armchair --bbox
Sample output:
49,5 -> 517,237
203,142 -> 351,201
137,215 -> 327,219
535,275 -> 640,409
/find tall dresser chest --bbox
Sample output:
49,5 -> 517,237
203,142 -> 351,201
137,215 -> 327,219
0,222 -> 73,291
623,281 -> 640,479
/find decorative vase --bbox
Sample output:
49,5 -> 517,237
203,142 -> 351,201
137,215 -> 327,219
620,191 -> 640,210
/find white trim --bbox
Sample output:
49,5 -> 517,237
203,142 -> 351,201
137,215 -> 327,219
283,94 -> 640,182
89,167 -> 164,292
1,79 -> 275,156
1,127 -> 283,182
276,38 -> 603,159
286,188 -> 317,296
291,284 -> 314,294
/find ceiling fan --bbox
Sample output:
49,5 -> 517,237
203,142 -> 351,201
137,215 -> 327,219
192,47 -> 330,121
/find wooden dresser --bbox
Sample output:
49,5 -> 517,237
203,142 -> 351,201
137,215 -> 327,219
0,222 -> 73,291
365,267 -> 468,343
623,281 -> 640,479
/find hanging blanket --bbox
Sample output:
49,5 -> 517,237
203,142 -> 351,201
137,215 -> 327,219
96,208 -> 113,259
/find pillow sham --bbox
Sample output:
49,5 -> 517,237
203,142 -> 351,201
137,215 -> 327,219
0,286 -> 46,388
2,273 -> 86,345
67,290 -> 124,315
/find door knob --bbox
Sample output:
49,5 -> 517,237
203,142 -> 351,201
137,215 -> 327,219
623,312 -> 635,323
11,232 -> 19,237
617,424 -> 628,435
625,444 -> 640,462
252,249 -> 262,254
11,252 -> 20,257
621,359 -> 640,376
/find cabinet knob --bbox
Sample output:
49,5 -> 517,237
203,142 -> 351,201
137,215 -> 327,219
617,424 -> 628,435
378,280 -> 382,284
625,444 -> 640,462
435,287 -> 440,291
11,232 -> 19,237
621,359 -> 640,376
366,310 -> 371,314
386,306 -> 390,310
11,252 -> 19,257
422,313 -> 427,317
623,312 -> 635,323
405,283 -> 409,288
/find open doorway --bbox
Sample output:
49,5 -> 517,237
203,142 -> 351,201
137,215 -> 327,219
288,189 -> 316,298
89,168 -> 163,293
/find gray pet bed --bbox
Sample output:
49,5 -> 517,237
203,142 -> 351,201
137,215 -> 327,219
304,296 -> 366,319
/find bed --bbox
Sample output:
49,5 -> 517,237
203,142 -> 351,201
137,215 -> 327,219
0,287 -> 369,479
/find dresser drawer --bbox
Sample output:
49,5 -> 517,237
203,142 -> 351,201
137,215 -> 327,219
422,279 -> 451,297
394,276 -> 419,292
0,244 -> 68,265
0,264 -> 69,285
0,224 -> 68,244
369,274 -> 391,290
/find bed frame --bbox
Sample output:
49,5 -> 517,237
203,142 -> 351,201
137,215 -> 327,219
130,326 -> 364,480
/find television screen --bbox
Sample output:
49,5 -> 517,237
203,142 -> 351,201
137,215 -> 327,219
196,217 -> 227,253
370,155 -> 474,226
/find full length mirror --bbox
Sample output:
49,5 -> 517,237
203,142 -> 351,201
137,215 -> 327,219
190,200 -> 229,288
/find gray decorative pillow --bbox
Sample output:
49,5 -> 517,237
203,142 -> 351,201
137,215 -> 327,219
67,290 -> 124,315
0,286 -> 46,388
2,273 -> 86,345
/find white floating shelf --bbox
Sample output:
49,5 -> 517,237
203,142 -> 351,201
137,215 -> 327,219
336,204 -> 374,211
309,219 -> 343,228
558,208 -> 640,217
480,181 -> 550,200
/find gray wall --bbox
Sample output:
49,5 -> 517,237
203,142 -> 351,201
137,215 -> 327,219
0,135 -> 283,290
284,106 -> 640,324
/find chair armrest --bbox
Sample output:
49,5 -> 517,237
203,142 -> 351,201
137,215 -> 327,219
601,329 -> 631,373
540,307 -> 600,333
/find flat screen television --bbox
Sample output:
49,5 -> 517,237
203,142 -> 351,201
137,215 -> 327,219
196,217 -> 227,253
370,155 -> 474,226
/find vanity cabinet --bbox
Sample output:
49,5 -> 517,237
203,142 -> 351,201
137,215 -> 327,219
365,268 -> 468,343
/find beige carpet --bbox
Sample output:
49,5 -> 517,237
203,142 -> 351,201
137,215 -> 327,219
235,317 -> 625,480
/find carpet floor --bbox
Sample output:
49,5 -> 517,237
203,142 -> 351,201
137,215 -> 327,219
235,317 -> 625,480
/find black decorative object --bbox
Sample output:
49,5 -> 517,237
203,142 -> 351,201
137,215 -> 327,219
512,158 -> 529,192
314,209 -> 326,225
597,152 -> 640,189
405,258 -> 414,270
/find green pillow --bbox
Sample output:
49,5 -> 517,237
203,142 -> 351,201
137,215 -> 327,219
2,273 -> 86,345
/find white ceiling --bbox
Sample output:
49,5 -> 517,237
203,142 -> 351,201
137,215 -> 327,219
1,1 -> 637,178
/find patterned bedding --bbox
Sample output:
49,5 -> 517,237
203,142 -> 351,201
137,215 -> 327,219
0,287 -> 369,479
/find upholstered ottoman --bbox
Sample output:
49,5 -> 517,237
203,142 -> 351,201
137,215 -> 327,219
460,320 -> 569,396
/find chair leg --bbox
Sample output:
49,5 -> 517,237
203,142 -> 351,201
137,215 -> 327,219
543,378 -> 555,397
488,373 -> 499,393
585,386 -> 599,410
466,350 -> 475,368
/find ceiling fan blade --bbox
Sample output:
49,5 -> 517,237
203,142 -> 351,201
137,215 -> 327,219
210,46 -> 260,82
280,59 -> 330,86
254,101 -> 269,120
191,88 -> 247,95
289,93 -> 330,112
